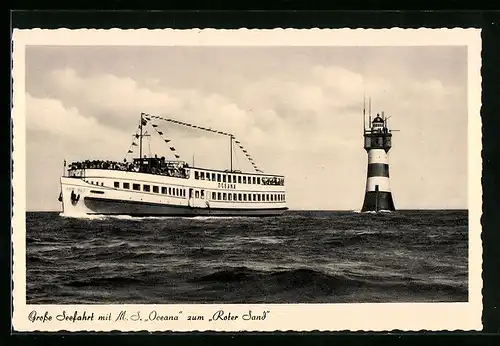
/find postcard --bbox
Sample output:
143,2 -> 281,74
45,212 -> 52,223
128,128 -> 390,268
11,28 -> 482,332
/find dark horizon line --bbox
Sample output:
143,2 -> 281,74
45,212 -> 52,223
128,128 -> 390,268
26,208 -> 468,213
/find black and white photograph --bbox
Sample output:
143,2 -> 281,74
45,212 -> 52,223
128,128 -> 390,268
12,29 -> 482,332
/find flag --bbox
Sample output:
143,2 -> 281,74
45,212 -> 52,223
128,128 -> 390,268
170,147 -> 176,151
174,154 -> 180,159
132,142 -> 137,146
135,134 -> 140,139
128,150 -> 133,153
164,139 -> 171,143
152,124 -> 158,127
157,131 -> 163,135
141,119 -> 147,126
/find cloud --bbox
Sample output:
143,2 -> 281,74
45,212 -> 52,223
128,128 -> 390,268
24,46 -> 468,211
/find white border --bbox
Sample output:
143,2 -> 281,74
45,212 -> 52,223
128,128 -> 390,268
11,28 -> 482,332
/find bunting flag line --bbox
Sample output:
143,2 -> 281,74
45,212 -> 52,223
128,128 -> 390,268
144,113 -> 263,172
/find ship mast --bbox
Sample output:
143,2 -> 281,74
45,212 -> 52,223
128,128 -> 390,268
230,135 -> 233,172
139,112 -> 144,160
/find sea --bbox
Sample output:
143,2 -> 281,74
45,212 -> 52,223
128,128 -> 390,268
26,210 -> 468,304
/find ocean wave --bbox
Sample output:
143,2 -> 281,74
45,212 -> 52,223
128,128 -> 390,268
191,267 -> 352,288
59,212 -> 107,220
189,266 -> 467,298
27,254 -> 55,265
68,276 -> 145,287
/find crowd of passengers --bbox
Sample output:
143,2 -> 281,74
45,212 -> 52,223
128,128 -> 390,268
68,158 -> 189,179
261,177 -> 285,186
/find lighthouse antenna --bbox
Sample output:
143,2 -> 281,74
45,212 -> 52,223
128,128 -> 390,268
363,95 -> 366,132
368,97 -> 372,126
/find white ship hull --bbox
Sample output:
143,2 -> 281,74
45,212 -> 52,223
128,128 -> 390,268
60,169 -> 288,217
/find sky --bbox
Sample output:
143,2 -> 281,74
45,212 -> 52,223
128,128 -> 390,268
24,45 -> 468,211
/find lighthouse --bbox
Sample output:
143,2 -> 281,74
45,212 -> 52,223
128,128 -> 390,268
361,101 -> 396,212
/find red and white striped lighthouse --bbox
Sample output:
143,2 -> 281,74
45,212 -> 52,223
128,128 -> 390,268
361,100 -> 396,212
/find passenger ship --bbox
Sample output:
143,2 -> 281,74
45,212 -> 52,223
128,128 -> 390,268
59,113 -> 287,217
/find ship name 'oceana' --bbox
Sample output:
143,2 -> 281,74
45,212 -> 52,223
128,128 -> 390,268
217,183 -> 236,189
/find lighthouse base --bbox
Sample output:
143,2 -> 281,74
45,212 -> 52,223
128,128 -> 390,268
361,191 -> 395,212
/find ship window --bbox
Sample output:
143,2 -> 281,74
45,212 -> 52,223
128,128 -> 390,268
258,194 -> 261,202
266,194 -> 270,201
123,182 -> 130,189
195,171 -> 199,180
238,193 -> 242,201
228,193 -> 232,201
168,187 -> 172,195
217,174 -> 221,182
243,194 -> 247,201
252,177 -> 256,184
238,176 -> 242,184
133,183 -> 140,191
257,177 -> 261,184
212,192 -> 216,200
223,193 -> 227,201
176,188 -> 180,196
101,182 -> 104,186
143,184 -> 150,192
153,185 -> 159,193
233,193 -> 237,201
217,192 -> 222,200
232,175 -> 236,183
222,175 -> 226,183
271,194 -> 274,201
195,190 -> 200,199
200,172 -> 205,180
201,190 -> 205,199
161,187 -> 167,194
253,194 -> 256,201
212,173 -> 216,181
183,189 -> 186,197
91,181 -> 94,185
243,176 -> 247,184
